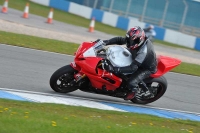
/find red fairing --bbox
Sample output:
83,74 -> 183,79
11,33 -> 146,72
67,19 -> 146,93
75,42 -> 94,59
72,42 -> 95,71
151,55 -> 181,78
70,62 -> 81,71
72,40 -> 180,90
72,41 -> 122,90
88,68 -> 122,90
75,57 -> 122,90
76,57 -> 102,75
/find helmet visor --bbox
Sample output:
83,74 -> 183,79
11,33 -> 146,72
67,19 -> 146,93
126,37 -> 140,48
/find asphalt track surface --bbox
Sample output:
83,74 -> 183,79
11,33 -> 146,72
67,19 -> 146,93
0,7 -> 200,114
1,7 -> 200,65
0,44 -> 200,114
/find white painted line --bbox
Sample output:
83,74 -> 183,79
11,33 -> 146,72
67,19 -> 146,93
0,88 -> 125,112
0,88 -> 200,115
1,87 -> 200,121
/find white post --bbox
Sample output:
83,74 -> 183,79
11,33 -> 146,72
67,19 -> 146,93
180,0 -> 188,31
125,0 -> 132,17
109,0 -> 114,12
160,0 -> 169,26
93,0 -> 98,9
140,0 -> 148,22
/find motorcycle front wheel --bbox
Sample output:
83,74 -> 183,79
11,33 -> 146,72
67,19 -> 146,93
131,76 -> 167,104
50,65 -> 79,93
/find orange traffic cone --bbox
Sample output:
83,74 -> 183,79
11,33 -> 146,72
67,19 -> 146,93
88,17 -> 95,32
1,0 -> 8,13
23,3 -> 29,18
47,8 -> 53,24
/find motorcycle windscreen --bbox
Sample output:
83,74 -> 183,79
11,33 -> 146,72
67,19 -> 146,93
151,55 -> 181,78
82,41 -> 105,57
83,47 -> 96,57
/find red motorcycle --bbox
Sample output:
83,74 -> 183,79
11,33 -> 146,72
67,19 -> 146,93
50,40 -> 181,104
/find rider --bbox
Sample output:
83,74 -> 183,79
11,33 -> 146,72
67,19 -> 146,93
143,25 -> 156,42
102,26 -> 157,100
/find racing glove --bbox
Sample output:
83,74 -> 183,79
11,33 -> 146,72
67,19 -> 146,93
104,63 -> 119,74
104,61 -> 139,74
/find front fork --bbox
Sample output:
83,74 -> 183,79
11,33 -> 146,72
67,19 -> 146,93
70,62 -> 80,71
70,62 -> 86,86
74,73 -> 86,82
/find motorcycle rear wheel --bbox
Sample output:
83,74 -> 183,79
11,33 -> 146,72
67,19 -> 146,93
131,76 -> 167,104
50,65 -> 79,93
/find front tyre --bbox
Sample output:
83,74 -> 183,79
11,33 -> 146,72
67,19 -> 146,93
50,65 -> 79,93
131,76 -> 167,104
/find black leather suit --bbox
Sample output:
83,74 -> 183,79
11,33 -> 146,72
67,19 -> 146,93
104,37 -> 157,91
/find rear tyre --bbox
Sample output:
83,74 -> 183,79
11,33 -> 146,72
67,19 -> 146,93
50,65 -> 79,93
131,76 -> 167,104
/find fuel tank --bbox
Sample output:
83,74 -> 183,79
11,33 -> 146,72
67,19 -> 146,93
106,46 -> 133,67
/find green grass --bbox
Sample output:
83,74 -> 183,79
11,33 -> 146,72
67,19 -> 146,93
1,30 -> 200,76
0,30 -> 79,55
0,1 -> 200,132
1,0 -> 200,76
0,0 -> 125,36
0,98 -> 199,133
1,0 -> 200,52
154,40 -> 198,51
171,62 -> 200,76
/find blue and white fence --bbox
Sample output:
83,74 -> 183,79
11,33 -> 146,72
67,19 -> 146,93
30,0 -> 200,51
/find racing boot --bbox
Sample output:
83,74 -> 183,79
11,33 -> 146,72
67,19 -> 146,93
124,88 -> 138,100
124,91 -> 135,100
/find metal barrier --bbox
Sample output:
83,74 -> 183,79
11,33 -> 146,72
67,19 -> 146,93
101,6 -> 200,37
181,26 -> 200,37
